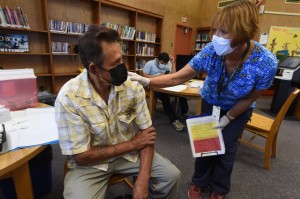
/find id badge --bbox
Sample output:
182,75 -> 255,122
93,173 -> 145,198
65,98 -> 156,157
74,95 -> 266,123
212,106 -> 221,120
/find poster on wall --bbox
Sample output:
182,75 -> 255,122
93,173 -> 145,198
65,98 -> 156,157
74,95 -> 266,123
267,26 -> 300,58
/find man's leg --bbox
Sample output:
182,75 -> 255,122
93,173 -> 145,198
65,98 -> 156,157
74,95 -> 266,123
113,152 -> 181,199
157,93 -> 185,131
64,166 -> 111,199
179,97 -> 189,115
156,93 -> 176,123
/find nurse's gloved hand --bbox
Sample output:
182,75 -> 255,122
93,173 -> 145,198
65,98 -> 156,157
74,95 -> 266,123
213,115 -> 230,130
128,72 -> 150,87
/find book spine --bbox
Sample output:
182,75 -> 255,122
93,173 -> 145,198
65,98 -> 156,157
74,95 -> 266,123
0,7 -> 6,27
19,7 -> 29,29
13,9 -> 21,27
15,7 -> 24,27
5,6 -> 13,27
10,9 -> 17,27
2,6 -> 11,27
18,7 -> 25,27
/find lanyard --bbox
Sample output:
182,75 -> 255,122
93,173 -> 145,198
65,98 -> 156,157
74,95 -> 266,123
217,41 -> 250,96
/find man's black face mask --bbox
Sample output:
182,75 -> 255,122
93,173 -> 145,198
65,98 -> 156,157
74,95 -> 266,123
100,63 -> 128,86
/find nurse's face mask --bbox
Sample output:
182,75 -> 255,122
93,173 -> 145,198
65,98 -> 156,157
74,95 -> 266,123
212,35 -> 236,56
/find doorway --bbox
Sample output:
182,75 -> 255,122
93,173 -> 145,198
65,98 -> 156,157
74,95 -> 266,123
173,24 -> 193,67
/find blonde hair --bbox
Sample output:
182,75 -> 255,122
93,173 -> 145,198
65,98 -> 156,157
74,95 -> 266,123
210,0 -> 259,46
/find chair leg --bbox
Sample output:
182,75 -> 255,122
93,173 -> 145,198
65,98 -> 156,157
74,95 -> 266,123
174,97 -> 179,114
271,131 -> 279,158
123,177 -> 134,189
109,175 -> 134,189
264,141 -> 272,170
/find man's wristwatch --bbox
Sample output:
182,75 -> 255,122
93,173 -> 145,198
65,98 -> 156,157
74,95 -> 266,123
226,112 -> 235,121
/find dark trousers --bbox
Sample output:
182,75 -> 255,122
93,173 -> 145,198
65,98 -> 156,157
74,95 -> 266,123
179,97 -> 189,115
155,92 -> 189,123
192,99 -> 253,195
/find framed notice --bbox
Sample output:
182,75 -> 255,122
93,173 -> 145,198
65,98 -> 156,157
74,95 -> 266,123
186,115 -> 225,158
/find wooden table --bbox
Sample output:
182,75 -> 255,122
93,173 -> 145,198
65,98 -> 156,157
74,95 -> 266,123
0,145 -> 47,199
0,103 -> 49,199
149,82 -> 202,118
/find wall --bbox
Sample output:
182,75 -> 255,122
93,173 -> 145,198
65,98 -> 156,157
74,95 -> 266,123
108,0 -> 299,55
260,0 -> 300,33
108,0 -> 203,55
198,0 -> 300,40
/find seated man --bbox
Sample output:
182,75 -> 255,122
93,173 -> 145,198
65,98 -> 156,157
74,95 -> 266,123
55,25 -> 180,199
143,52 -> 188,131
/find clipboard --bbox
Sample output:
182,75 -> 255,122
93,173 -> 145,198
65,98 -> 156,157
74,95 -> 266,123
186,115 -> 225,158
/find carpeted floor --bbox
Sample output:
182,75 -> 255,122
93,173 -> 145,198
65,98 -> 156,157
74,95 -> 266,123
0,96 -> 299,199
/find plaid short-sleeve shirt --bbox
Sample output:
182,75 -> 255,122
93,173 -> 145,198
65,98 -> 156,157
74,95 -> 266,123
55,69 -> 152,171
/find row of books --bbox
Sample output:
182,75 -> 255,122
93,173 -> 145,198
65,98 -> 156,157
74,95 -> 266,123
136,31 -> 156,43
195,43 -> 208,51
120,42 -> 129,55
0,33 -> 29,52
101,22 -> 136,40
49,19 -> 88,35
196,34 -> 210,42
136,43 -> 154,56
0,6 -> 30,29
52,42 -> 71,54
136,59 -> 147,70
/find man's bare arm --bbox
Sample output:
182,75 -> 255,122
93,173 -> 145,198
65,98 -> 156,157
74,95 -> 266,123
73,127 -> 156,166
133,145 -> 154,199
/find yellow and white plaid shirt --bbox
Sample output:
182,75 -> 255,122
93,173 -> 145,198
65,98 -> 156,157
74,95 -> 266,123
55,69 -> 152,171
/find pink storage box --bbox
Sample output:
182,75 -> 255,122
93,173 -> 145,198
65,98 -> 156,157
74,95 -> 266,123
0,69 -> 38,111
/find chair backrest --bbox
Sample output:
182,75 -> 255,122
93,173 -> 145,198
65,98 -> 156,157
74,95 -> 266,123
271,88 -> 300,133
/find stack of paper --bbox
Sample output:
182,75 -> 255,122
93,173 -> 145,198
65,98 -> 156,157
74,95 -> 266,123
0,107 -> 58,153
162,85 -> 187,92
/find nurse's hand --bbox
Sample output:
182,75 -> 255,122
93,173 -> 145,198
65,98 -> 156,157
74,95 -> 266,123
213,115 -> 230,130
128,72 -> 150,87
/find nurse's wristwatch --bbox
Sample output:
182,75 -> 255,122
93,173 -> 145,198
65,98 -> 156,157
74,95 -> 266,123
226,112 -> 235,122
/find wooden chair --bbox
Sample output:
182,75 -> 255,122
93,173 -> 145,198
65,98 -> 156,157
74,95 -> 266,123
63,160 -> 134,189
239,88 -> 300,170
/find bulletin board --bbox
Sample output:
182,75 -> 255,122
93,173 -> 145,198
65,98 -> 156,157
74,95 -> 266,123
267,26 -> 300,56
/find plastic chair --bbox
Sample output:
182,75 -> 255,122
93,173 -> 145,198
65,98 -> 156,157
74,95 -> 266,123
239,88 -> 300,170
63,160 -> 134,189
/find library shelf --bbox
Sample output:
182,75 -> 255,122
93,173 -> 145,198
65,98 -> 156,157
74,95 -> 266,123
0,27 -> 48,33
35,73 -> 53,77
52,53 -> 79,56
0,52 -> 51,55
54,73 -> 80,77
195,27 -> 211,53
1,0 -> 163,94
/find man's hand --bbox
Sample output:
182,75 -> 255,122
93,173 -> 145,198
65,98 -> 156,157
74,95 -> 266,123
131,127 -> 156,150
128,72 -> 150,87
133,177 -> 149,199
213,115 -> 230,130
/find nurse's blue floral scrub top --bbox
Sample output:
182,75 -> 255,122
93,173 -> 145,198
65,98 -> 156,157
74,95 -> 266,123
189,41 -> 278,110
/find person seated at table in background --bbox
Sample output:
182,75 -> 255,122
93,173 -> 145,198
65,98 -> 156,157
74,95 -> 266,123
55,25 -> 180,199
129,0 -> 278,198
143,52 -> 189,131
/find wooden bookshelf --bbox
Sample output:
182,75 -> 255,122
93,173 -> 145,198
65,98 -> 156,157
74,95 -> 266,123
195,27 -> 211,53
193,27 -> 211,80
0,0 -> 163,94
135,10 -> 162,70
